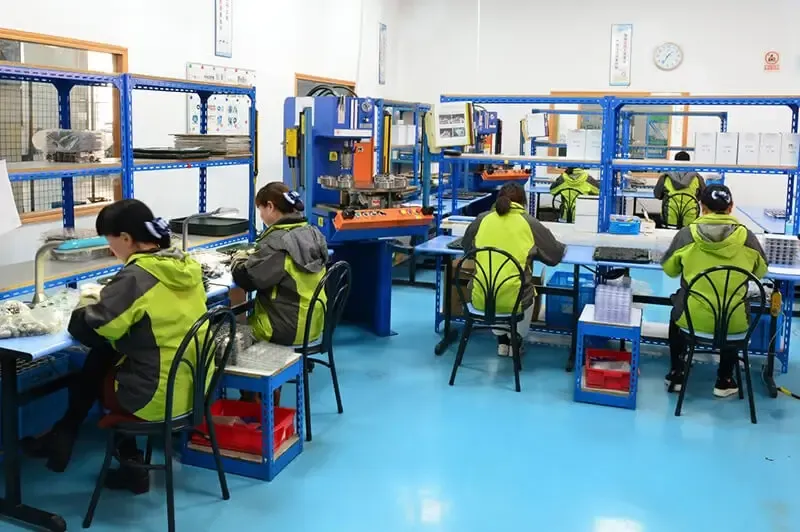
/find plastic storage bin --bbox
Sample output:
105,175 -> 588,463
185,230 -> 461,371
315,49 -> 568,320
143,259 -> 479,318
608,215 -> 641,235
191,399 -> 296,456
584,349 -> 632,392
750,312 -> 785,352
545,272 -> 595,329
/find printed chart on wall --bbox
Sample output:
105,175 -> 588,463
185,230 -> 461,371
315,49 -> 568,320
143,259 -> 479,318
186,62 -> 255,135
609,24 -> 633,86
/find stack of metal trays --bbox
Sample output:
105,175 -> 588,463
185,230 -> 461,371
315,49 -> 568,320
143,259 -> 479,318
173,134 -> 251,156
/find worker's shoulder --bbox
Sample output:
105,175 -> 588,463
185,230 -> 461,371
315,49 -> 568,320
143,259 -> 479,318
670,226 -> 696,248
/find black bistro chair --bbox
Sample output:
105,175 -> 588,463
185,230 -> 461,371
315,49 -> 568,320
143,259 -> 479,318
552,191 -> 578,224
294,260 -> 352,441
83,306 -> 237,531
674,265 -> 766,424
662,192 -> 700,229
449,247 -> 526,392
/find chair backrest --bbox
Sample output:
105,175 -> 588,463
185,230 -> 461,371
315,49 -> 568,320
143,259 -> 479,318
552,191 -> 578,223
662,191 -> 700,229
164,306 -> 236,427
300,260 -> 352,352
455,247 -> 525,324
682,265 -> 766,349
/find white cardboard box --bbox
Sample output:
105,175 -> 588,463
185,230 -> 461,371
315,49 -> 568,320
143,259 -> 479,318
780,133 -> 800,166
584,130 -> 603,161
694,132 -> 717,164
737,133 -> 760,165
566,129 -> 587,160
759,133 -> 782,165
715,132 -> 739,165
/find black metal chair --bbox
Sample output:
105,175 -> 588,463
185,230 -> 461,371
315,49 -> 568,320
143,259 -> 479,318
552,191 -> 578,223
449,247 -> 526,392
82,306 -> 237,531
675,265 -> 766,424
662,191 -> 700,229
294,260 -> 352,441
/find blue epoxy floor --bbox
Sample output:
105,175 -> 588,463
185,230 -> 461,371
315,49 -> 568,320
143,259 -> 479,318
14,276 -> 800,532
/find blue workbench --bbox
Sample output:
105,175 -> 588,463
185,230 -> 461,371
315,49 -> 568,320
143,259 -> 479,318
416,234 -> 799,396
736,206 -> 788,234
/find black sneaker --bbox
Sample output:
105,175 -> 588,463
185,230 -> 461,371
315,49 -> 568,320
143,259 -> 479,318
105,452 -> 150,495
664,370 -> 685,393
21,428 -> 76,473
713,377 -> 739,398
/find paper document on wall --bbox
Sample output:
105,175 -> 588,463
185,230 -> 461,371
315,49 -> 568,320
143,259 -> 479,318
0,161 -> 21,236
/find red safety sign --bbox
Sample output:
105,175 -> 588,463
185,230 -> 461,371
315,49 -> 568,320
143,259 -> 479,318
764,51 -> 781,71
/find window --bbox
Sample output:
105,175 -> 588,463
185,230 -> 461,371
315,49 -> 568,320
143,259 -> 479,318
295,73 -> 356,97
0,29 -> 127,223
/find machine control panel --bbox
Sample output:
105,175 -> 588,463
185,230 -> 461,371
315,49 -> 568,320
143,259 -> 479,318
334,207 -> 433,231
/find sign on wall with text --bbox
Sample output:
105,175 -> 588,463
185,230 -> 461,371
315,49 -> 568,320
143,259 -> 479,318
186,62 -> 255,134
609,24 -> 633,86
379,23 -> 387,85
215,0 -> 233,58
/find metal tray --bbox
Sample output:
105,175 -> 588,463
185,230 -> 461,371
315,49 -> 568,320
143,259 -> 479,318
169,217 -> 250,237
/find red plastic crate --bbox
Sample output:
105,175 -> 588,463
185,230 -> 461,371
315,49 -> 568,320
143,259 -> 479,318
585,349 -> 631,392
191,399 -> 296,456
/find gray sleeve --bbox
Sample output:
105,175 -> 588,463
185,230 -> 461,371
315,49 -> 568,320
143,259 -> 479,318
461,212 -> 489,253
231,235 -> 287,291
744,230 -> 768,262
653,174 -> 667,200
524,214 -> 566,266
82,265 -> 156,330
549,175 -> 565,193
587,175 -> 601,189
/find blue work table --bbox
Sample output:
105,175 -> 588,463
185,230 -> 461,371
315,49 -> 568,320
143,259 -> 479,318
416,234 -> 799,396
0,274 -> 237,530
736,206 -> 788,234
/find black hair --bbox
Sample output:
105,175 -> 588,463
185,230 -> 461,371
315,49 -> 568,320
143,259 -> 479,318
495,182 -> 527,215
95,199 -> 171,249
674,151 -> 691,162
255,182 -> 305,213
700,184 -> 734,214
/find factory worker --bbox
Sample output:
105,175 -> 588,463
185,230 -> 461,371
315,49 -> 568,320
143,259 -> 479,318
25,199 -> 207,495
549,167 -> 600,222
462,182 -> 566,356
231,182 -> 328,346
661,184 -> 768,397
653,151 -> 706,228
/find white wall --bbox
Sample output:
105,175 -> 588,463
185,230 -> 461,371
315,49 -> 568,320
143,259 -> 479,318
0,0 -> 400,264
392,0 -> 800,208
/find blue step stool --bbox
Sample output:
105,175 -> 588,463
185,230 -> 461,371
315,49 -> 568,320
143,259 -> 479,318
182,344 -> 304,481
574,304 -> 642,410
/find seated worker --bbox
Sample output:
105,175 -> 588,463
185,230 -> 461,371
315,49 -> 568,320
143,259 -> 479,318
25,199 -> 207,494
653,150 -> 706,227
462,182 -> 566,356
231,182 -> 328,346
661,184 -> 768,397
549,167 -> 599,222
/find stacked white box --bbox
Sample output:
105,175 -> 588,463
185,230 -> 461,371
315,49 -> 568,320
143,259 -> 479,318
780,133 -> 800,166
584,130 -> 603,161
759,133 -> 782,165
594,284 -> 633,325
715,132 -> 739,164
694,132 -> 717,164
737,133 -> 760,165
566,129 -> 587,160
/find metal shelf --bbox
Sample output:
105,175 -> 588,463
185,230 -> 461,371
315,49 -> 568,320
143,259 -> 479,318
612,158 -> 795,175
441,94 -> 605,105
7,160 -> 123,181
0,61 -> 120,87
132,156 -> 253,172
445,153 -> 602,168
127,73 -> 254,96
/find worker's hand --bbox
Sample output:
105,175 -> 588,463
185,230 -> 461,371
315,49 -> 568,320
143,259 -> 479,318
76,284 -> 103,309
232,250 -> 250,262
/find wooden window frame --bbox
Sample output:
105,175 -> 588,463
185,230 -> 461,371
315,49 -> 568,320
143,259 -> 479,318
0,28 -> 128,224
294,73 -> 355,96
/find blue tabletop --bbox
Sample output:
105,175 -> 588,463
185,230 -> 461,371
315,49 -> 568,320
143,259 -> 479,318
0,277 -> 238,361
736,206 -> 787,234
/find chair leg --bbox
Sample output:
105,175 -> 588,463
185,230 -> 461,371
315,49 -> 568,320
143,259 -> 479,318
82,432 -> 115,529
448,320 -> 473,386
674,344 -> 695,417
303,357 -> 312,442
735,357 -> 744,400
742,350 -> 758,424
164,430 -> 176,532
145,437 -> 153,465
206,402 -> 230,500
328,347 -> 344,414
510,329 -> 521,393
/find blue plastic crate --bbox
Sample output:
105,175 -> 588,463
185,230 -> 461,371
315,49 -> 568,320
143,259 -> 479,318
545,272 -> 595,329
0,352 -> 71,443
750,312 -> 784,352
608,215 -> 641,235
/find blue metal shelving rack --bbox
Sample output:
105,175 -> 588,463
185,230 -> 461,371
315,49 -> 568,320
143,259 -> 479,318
0,65 -> 257,300
374,99 -> 430,191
